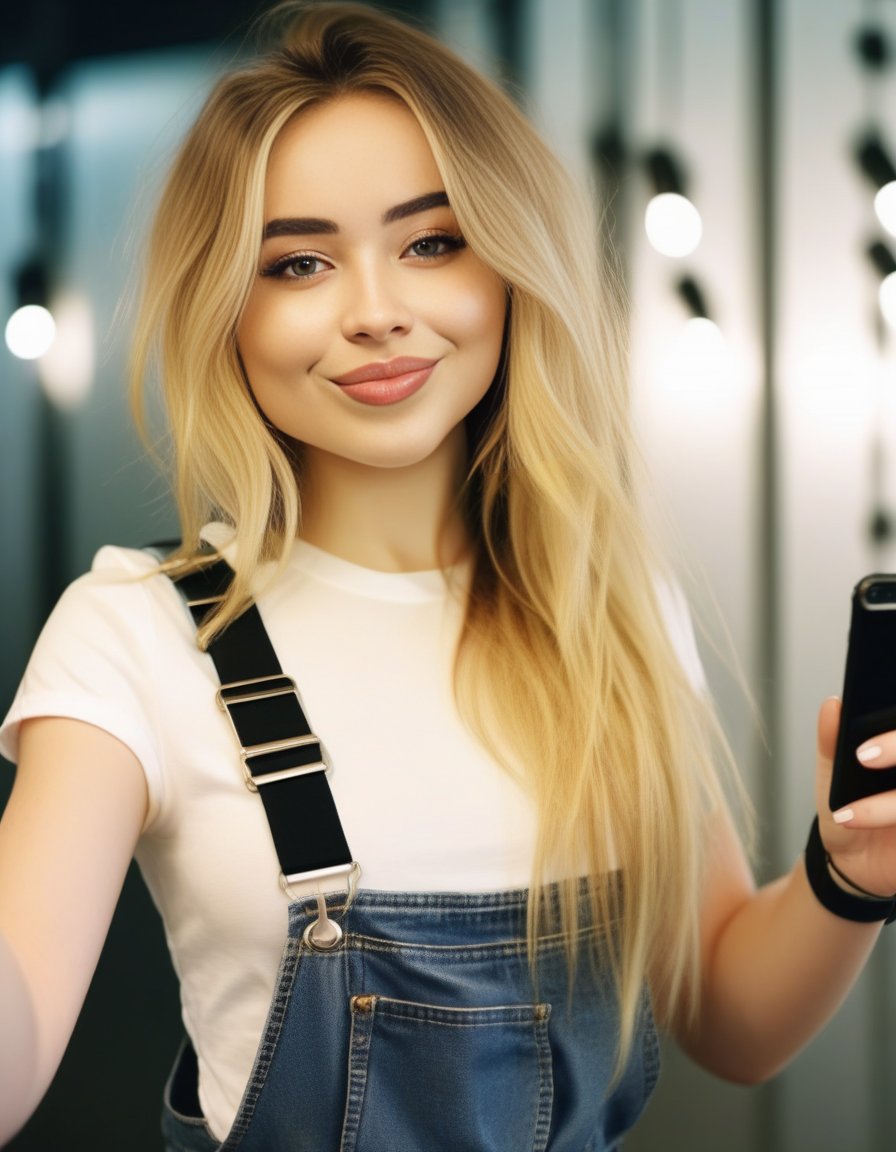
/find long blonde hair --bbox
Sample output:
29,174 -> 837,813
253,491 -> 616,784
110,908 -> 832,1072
132,0 -> 735,1075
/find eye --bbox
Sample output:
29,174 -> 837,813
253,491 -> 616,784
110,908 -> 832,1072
404,232 -> 467,260
261,252 -> 331,280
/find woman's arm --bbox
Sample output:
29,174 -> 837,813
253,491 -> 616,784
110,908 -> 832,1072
0,717 -> 148,1144
673,697 -> 887,1084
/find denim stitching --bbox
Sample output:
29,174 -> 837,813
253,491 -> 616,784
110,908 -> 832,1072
218,936 -> 303,1149
338,997 -> 376,1152
532,1007 -> 554,1152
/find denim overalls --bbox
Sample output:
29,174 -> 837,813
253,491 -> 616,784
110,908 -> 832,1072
158,559 -> 660,1152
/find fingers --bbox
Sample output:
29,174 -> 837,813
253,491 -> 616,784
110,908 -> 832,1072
815,698 -> 840,816
817,696 -> 896,827
817,696 -> 841,762
853,731 -> 896,769
830,790 -> 896,829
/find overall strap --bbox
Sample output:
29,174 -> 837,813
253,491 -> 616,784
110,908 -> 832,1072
169,556 -> 357,948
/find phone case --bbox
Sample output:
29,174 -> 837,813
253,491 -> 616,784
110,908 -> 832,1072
829,574 -> 896,811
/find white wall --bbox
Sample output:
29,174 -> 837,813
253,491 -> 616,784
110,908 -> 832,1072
625,2 -> 765,1147
778,2 -> 896,1149
515,0 -> 896,1149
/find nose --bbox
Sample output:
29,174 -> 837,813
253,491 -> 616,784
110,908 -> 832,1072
340,258 -> 413,343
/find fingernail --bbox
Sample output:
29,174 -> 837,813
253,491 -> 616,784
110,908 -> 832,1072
857,744 -> 883,764
833,808 -> 855,824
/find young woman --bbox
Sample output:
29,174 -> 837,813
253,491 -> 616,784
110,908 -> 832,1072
2,3 -> 896,1149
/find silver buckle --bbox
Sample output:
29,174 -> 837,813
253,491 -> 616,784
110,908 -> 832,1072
279,862 -> 361,952
215,674 -> 298,709
216,675 -> 331,792
240,737 -> 330,792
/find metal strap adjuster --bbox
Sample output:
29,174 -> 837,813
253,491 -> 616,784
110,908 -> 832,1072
240,736 -> 330,791
280,862 -> 360,952
215,674 -> 298,709
216,675 -> 331,792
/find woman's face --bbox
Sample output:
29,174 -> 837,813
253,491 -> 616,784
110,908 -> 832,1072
237,93 -> 507,472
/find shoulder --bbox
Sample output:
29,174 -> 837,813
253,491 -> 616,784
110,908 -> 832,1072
91,542 -> 167,577
59,543 -> 189,625
23,546 -> 193,671
0,545 -> 194,826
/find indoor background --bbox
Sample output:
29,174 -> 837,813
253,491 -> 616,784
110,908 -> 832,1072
1,0 -> 892,1149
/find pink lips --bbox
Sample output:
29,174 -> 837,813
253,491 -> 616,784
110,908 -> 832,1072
331,357 -> 438,406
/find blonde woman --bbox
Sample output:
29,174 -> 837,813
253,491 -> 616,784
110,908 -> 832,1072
2,4 -> 895,1149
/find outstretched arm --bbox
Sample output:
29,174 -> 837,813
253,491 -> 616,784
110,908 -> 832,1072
0,718 -> 147,1144
673,697 -> 889,1084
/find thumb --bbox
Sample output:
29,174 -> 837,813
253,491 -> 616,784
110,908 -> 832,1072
815,696 -> 841,814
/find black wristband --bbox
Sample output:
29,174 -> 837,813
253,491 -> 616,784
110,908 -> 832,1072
804,817 -> 896,925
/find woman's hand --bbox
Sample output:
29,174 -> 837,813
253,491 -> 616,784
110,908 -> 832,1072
815,696 -> 896,900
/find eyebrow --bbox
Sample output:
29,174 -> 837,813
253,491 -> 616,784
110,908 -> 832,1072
262,191 -> 450,240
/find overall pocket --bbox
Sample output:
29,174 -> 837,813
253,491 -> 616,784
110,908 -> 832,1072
161,1040 -> 222,1152
339,993 -> 554,1152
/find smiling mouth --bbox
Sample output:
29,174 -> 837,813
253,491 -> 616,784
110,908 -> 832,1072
332,357 -> 438,385
331,357 -> 439,406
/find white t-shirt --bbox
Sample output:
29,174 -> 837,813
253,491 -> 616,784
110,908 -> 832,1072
0,528 -> 705,1140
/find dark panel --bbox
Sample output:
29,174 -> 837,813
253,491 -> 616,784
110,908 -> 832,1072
0,0 -> 437,80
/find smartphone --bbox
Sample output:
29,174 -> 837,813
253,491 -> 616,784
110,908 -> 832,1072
830,574 -> 896,811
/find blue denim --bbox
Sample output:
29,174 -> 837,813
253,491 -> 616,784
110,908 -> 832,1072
161,886 -> 659,1151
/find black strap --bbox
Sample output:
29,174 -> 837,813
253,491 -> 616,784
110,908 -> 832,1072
171,559 -> 354,884
804,817 -> 896,925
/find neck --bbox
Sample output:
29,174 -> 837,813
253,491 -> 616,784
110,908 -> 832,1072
298,428 -> 471,572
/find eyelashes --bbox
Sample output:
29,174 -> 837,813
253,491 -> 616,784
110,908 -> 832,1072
261,253 -> 330,279
404,233 -> 466,259
259,231 -> 467,281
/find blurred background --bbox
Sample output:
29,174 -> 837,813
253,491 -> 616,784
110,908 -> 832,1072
1,0 -> 894,1148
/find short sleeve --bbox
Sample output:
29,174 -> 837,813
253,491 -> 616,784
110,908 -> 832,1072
0,547 -> 167,830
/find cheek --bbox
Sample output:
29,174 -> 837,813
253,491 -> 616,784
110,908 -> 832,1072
236,298 -> 276,381
237,292 -> 329,381
445,274 -> 507,356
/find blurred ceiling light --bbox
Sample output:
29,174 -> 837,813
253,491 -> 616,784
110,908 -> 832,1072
5,304 -> 56,360
676,275 -> 711,320
679,315 -> 726,352
666,274 -> 728,383
38,293 -> 95,408
644,148 -> 702,258
855,134 -> 896,237
868,240 -> 896,327
5,258 -> 55,360
663,316 -> 732,388
679,274 -> 723,336
878,276 -> 896,329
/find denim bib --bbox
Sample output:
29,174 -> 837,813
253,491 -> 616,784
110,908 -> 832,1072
160,555 -> 659,1150
161,885 -> 659,1152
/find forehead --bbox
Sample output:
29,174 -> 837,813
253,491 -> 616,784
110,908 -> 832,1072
264,93 -> 444,217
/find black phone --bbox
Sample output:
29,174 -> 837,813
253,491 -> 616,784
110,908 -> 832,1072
830,574 -> 896,811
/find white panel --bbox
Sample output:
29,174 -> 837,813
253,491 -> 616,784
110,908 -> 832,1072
626,0 -> 763,1149
777,0 -> 890,1148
